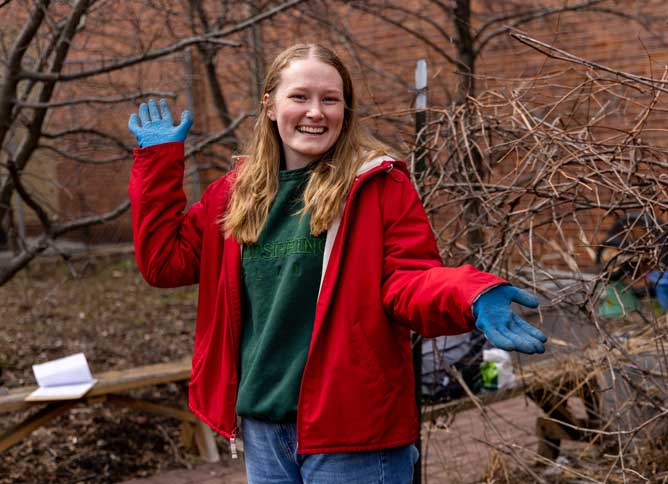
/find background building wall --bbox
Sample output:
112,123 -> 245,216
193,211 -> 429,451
4,1 -> 667,275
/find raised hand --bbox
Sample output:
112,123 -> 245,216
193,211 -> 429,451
128,98 -> 193,148
472,285 -> 547,354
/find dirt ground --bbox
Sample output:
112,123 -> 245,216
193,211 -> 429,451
0,252 -> 239,484
2,252 -> 542,484
3,251 -> 644,483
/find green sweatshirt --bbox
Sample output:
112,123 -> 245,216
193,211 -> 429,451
236,164 -> 326,422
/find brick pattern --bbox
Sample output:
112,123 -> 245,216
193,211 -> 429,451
119,461 -> 247,484
119,396 -> 541,484
17,0 -> 668,253
8,2 -> 668,260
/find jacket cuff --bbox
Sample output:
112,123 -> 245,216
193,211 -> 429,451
133,141 -> 184,163
470,282 -> 508,306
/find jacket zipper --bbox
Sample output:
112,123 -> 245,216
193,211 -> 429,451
229,426 -> 239,459
228,240 -> 243,460
295,160 -> 396,453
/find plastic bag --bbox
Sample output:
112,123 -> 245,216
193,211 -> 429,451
480,348 -> 516,390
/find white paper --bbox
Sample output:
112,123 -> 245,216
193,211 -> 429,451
33,353 -> 93,387
26,353 -> 97,401
26,381 -> 97,400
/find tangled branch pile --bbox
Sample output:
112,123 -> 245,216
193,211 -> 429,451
412,55 -> 668,482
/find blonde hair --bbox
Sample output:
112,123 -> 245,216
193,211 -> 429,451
222,43 -> 392,243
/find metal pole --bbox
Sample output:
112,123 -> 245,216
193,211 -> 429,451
412,58 -> 427,484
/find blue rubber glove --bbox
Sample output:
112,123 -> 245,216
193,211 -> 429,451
472,285 -> 547,354
128,98 -> 193,148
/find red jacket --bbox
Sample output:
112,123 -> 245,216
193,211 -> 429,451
129,142 -> 505,454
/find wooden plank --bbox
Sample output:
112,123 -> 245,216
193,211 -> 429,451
180,420 -> 196,449
89,358 -> 191,395
0,358 -> 191,414
422,385 -> 526,421
0,391 -> 35,414
0,359 -> 197,455
0,402 -> 77,452
105,395 -> 197,423
421,354 -> 592,422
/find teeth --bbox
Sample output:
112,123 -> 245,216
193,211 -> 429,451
297,126 -> 326,134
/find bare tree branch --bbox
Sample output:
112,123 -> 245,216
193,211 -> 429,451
347,1 -> 463,68
0,0 -> 92,229
17,0 -> 308,82
6,158 -> 51,232
18,36 -> 240,82
188,0 -> 240,147
0,199 -> 130,285
474,0 -> 606,43
53,199 -> 130,235
511,33 -> 668,94
40,128 -> 132,152
476,1 -> 661,55
36,144 -> 129,164
16,90 -> 177,109
13,17 -> 66,120
0,0 -> 51,150
186,111 -> 250,157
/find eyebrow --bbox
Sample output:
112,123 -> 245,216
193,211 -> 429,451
287,86 -> 343,95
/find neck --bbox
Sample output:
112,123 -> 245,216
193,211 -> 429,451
285,156 -> 315,171
282,145 -> 318,170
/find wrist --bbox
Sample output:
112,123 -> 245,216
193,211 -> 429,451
139,136 -> 185,148
472,283 -> 509,317
135,140 -> 184,150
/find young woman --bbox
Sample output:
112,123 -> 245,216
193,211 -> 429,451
128,43 -> 547,484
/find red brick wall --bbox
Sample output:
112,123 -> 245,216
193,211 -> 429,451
6,1 -> 668,263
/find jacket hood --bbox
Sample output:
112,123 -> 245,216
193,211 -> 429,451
357,155 -> 391,175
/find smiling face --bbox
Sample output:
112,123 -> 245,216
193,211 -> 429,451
265,57 -> 345,170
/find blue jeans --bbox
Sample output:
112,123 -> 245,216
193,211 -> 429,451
241,418 -> 419,484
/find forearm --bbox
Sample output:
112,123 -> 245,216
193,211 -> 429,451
129,142 -> 202,287
383,264 -> 506,337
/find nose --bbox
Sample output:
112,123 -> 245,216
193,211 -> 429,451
306,102 -> 324,120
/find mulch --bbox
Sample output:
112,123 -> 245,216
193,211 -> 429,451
0,252 -> 234,484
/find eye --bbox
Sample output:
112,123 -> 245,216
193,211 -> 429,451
323,97 -> 341,104
289,94 -> 307,101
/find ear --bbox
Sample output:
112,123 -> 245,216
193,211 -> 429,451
263,93 -> 276,121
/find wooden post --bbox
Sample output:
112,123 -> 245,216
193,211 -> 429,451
0,401 -> 77,452
194,418 -> 220,463
412,58 -> 427,484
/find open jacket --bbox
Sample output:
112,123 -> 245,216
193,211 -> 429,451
129,142 -> 505,454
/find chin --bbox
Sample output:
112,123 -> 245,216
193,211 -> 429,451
297,147 -> 331,159
310,142 -> 336,155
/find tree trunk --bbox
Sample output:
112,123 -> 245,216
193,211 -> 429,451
454,0 -> 485,256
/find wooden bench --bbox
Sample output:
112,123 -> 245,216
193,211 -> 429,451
4,329 -> 661,464
0,358 -> 220,462
1,354 -> 597,463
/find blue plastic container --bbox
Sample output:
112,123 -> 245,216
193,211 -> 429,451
647,271 -> 668,310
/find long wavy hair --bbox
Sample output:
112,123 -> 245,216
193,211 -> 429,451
222,43 -> 392,243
